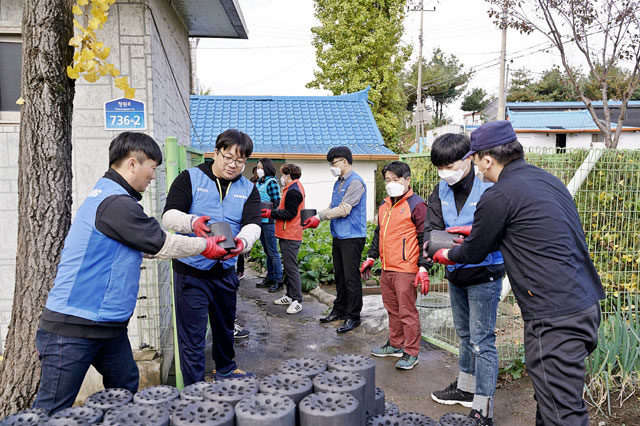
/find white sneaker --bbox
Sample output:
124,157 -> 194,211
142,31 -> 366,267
274,295 -> 292,305
286,300 -> 302,314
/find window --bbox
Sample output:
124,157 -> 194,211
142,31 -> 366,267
0,33 -> 22,123
592,133 -> 604,143
555,133 -> 566,153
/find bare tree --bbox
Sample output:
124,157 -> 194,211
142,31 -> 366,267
486,0 -> 640,148
0,0 -> 75,415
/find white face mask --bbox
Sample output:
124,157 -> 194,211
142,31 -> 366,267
330,166 -> 342,177
256,169 -> 265,178
438,161 -> 468,186
280,176 -> 287,186
385,182 -> 405,197
475,160 -> 491,183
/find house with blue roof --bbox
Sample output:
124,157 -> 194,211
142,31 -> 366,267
473,101 -> 640,150
190,87 -> 398,220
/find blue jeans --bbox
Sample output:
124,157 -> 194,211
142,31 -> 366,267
33,328 -> 139,415
260,222 -> 282,282
449,278 -> 502,398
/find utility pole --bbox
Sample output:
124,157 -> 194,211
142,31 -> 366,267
497,3 -> 508,120
410,0 -> 435,149
415,0 -> 424,144
189,38 -> 200,95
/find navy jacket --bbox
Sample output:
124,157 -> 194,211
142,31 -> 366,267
448,158 -> 604,320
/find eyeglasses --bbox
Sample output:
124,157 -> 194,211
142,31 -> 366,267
218,151 -> 247,166
330,158 -> 345,166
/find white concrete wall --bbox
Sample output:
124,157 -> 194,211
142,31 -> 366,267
0,0 -> 190,357
0,126 -> 19,353
516,131 -> 640,150
615,132 -> 640,149
240,159 -> 379,222
0,4 -> 24,354
0,0 -> 21,24
291,160 -> 378,222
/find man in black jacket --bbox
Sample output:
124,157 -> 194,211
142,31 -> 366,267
431,121 -> 604,426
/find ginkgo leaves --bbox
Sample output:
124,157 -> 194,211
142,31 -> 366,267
67,0 -> 135,99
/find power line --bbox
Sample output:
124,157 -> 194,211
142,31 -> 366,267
198,44 -> 310,50
142,3 -> 203,148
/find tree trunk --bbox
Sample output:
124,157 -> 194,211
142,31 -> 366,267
0,0 -> 75,416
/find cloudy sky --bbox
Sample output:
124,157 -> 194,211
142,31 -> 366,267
197,0 -> 580,121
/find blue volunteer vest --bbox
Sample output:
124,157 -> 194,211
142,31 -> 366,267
330,171 -> 367,239
45,178 -> 143,322
256,176 -> 278,224
439,176 -> 504,272
177,167 -> 254,270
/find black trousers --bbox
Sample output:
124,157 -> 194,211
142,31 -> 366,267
174,267 -> 238,386
524,303 -> 600,426
331,237 -> 365,321
280,239 -> 302,302
236,254 -> 244,273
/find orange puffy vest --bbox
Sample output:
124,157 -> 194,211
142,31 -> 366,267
275,180 -> 305,241
378,188 -> 420,273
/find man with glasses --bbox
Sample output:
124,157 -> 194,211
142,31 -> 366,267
162,129 -> 262,385
303,146 -> 367,333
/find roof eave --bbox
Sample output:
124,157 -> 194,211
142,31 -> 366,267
172,0 -> 248,39
203,152 -> 399,160
514,128 -> 640,133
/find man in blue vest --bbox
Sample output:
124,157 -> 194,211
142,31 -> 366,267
162,129 -> 261,386
34,132 -> 228,415
431,121 -> 604,426
424,133 -> 505,426
303,146 -> 367,333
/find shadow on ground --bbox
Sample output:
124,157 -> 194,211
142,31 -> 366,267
203,268 -> 537,425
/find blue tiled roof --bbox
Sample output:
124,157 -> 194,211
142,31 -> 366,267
189,87 -> 395,156
508,109 -> 613,130
507,101 -> 640,108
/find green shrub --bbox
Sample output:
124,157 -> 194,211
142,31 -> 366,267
403,148 -> 640,415
585,293 -> 640,416
248,221 -> 381,291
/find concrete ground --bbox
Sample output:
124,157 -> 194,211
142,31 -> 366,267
204,268 -> 538,426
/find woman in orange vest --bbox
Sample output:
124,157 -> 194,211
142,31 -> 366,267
260,163 -> 305,314
360,161 -> 429,370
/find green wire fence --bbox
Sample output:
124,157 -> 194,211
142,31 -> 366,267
133,137 -> 204,388
130,143 -> 639,380
401,147 -> 640,364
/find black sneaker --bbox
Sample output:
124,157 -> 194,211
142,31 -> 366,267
233,324 -> 250,339
431,380 -> 473,408
469,409 -> 493,426
256,279 -> 273,288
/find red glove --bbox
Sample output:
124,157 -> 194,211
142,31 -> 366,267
447,225 -> 471,236
192,215 -> 211,237
201,236 -> 228,259
222,238 -> 245,261
414,269 -> 430,295
432,248 -> 456,266
302,216 -> 320,229
447,226 -> 472,245
360,258 -> 375,280
260,209 -> 271,219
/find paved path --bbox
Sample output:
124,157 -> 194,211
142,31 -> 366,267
206,268 -> 537,425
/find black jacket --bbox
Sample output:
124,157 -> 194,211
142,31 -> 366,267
448,158 -> 604,320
